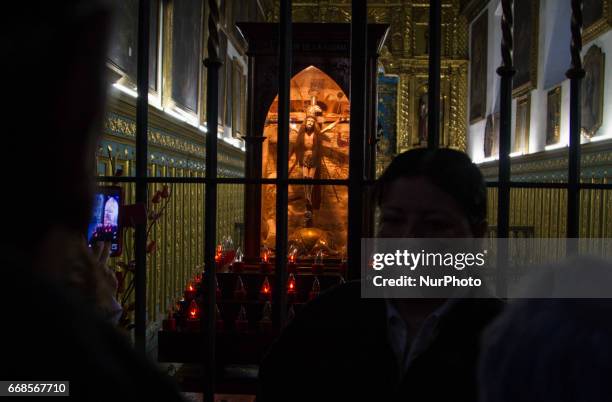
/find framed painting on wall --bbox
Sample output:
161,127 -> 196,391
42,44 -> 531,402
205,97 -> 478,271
107,0 -> 159,90
469,11 -> 488,124
484,113 -> 499,158
514,95 -> 530,154
232,59 -> 245,137
513,0 -> 539,97
377,74 -> 399,170
581,46 -> 605,138
546,87 -> 562,145
225,58 -> 233,127
584,0 -> 612,43
171,0 -> 202,113
217,32 -> 228,125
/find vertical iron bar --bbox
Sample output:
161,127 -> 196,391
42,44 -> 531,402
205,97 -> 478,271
203,0 -> 221,400
348,0 -> 367,280
427,0 -> 441,149
566,0 -> 584,242
496,0 -> 515,298
274,0 -> 291,326
135,0 -> 150,354
242,56 -> 264,262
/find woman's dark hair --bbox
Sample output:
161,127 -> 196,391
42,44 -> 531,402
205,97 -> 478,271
374,148 -> 487,226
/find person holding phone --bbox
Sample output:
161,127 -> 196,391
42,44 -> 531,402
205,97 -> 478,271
0,1 -> 183,400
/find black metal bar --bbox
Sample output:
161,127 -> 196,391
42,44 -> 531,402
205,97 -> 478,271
487,182 -> 569,189
427,0 -> 441,149
566,0 -> 585,240
95,176 -> 612,191
274,0 -> 291,327
202,0 -> 221,400
242,56 -> 263,263
496,0 -> 515,298
348,0 -> 367,280
96,176 -> 350,185
575,182 -> 612,190
134,0 -> 150,354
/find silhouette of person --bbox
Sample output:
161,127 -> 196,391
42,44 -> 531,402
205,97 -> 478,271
258,148 -> 502,402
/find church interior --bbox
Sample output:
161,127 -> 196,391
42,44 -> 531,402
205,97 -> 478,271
57,0 -> 612,400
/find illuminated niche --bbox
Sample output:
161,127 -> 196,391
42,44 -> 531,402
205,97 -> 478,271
261,66 -> 350,257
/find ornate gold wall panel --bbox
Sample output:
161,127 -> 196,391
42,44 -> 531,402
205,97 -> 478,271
99,96 -> 245,323
483,142 -> 612,240
388,59 -> 468,153
487,184 -> 612,239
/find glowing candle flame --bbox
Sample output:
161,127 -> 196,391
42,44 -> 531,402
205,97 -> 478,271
188,299 -> 199,320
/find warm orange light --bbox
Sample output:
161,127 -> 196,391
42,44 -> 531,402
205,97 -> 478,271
188,299 -> 200,320
260,276 -> 272,297
262,247 -> 270,263
215,243 -> 223,263
287,273 -> 297,295
187,283 -> 195,292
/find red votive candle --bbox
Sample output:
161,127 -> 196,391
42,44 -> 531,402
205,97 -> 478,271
232,247 -> 245,273
216,304 -> 225,331
186,299 -> 200,331
162,312 -> 176,331
259,276 -> 272,300
312,251 -> 324,275
233,276 -> 247,300
235,305 -> 249,332
259,301 -> 273,333
184,283 -> 196,301
260,247 -> 273,274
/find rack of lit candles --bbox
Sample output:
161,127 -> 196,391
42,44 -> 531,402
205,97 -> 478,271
162,238 -> 347,336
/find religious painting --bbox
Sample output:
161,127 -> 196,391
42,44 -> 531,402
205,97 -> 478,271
149,1 -> 160,91
376,74 -> 399,176
217,33 -> 228,124
513,0 -> 539,97
414,85 -> 446,147
484,113 -> 500,158
470,11 -> 488,123
232,59 -> 246,138
171,0 -> 202,113
514,95 -> 530,153
581,46 -> 605,138
107,0 -> 159,90
261,66 -> 350,256
225,58 -> 233,127
416,91 -> 429,145
546,87 -> 562,145
584,0 -> 612,43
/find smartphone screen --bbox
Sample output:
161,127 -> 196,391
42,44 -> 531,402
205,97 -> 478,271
87,186 -> 123,256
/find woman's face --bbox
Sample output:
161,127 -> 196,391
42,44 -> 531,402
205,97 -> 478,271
378,176 -> 476,238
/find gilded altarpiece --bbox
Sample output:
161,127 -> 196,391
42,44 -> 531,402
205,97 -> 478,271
263,0 -> 470,163
238,22 -> 388,259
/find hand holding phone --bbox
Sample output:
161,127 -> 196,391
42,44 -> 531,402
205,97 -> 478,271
87,186 -> 123,257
